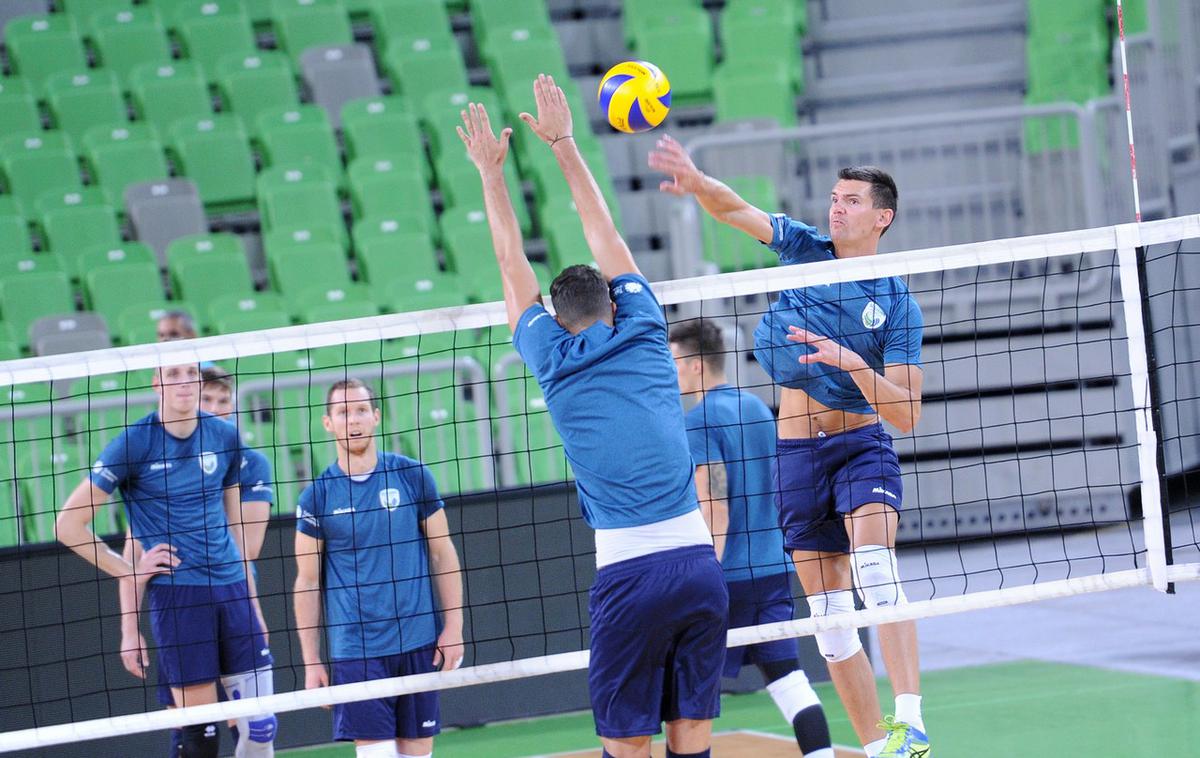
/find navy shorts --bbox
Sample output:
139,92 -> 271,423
722,572 -> 797,678
588,545 -> 729,739
332,647 -> 440,742
147,580 -> 272,704
775,423 -> 903,554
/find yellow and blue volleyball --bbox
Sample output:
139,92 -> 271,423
598,60 -> 671,134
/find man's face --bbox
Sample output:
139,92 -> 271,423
201,384 -> 234,419
669,342 -> 702,396
155,364 -> 200,415
828,179 -> 890,245
323,386 -> 379,455
157,316 -> 196,342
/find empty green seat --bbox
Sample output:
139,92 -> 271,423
623,0 -> 697,46
172,253 -> 255,324
469,0 -> 551,49
45,70 -> 129,146
254,104 -> 343,181
57,0 -> 136,28
215,308 -> 293,334
271,0 -> 353,64
36,188 -> 123,278
0,77 -> 42,136
0,253 -> 67,277
215,51 -> 300,126
439,218 -> 495,275
85,261 -> 166,329
207,290 -> 288,327
1027,0 -> 1108,45
377,270 -> 468,313
166,231 -> 247,265
542,210 -> 594,271
82,122 -> 171,209
713,61 -> 797,126
355,229 -> 441,286
340,95 -> 426,173
353,211 -> 436,255
263,225 -> 345,261
719,0 -> 802,91
295,283 -> 379,323
383,38 -> 470,104
489,39 -> 570,120
270,242 -> 351,295
369,0 -> 454,55
89,7 -> 174,87
116,300 -> 197,344
701,175 -> 779,272
631,6 -> 714,103
0,198 -> 33,257
347,153 -> 431,221
493,366 -> 569,486
0,132 -> 82,217
80,241 -> 157,271
129,61 -> 214,138
5,15 -> 88,96
173,0 -> 258,77
167,114 -> 257,207
420,86 -> 502,158
256,165 -> 347,247
0,270 -> 75,349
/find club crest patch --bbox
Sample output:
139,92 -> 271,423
199,451 -> 218,475
380,488 -> 401,511
862,301 -> 887,329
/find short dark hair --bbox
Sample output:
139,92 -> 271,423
838,166 -> 898,236
325,378 -> 376,413
157,310 -> 197,340
669,318 -> 726,374
549,264 -> 611,330
200,365 -> 233,394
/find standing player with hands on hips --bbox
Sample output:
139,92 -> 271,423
459,75 -> 728,758
650,137 -> 930,758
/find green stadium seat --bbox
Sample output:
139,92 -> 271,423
377,270 -> 468,312
45,70 -> 129,146
493,365 -> 568,486
215,308 -> 293,334
167,114 -> 257,207
356,230 -> 441,286
0,341 -> 19,360
57,0 -> 135,28
701,175 -> 779,272
479,23 -> 558,71
172,252 -> 255,328
1027,0 -> 1108,45
116,300 -> 198,344
215,51 -> 300,126
0,131 -> 82,217
369,0 -> 454,55
469,0 -> 551,49
542,210 -> 594,271
622,0 -> 697,47
353,211 -> 437,258
254,104 -> 343,181
0,198 -> 33,257
269,242 -> 351,295
420,86 -> 500,155
436,206 -> 492,271
17,432 -> 88,544
0,492 -> 20,547
263,225 -> 345,261
340,96 -> 426,172
719,0 -> 803,91
4,15 -> 88,96
383,38 -> 470,104
35,188 -> 123,278
173,0 -> 258,77
166,232 -> 247,265
347,153 -> 431,221
256,165 -> 347,248
489,38 -> 570,121
0,253 -> 67,277
85,261 -> 166,330
207,290 -> 289,328
0,270 -> 74,349
0,78 -> 42,136
129,61 -> 215,138
631,6 -> 714,104
295,283 -> 379,323
79,240 -> 157,271
271,0 -> 353,64
82,122 -> 171,209
432,156 -> 532,233
89,7 -> 174,87
713,61 -> 797,126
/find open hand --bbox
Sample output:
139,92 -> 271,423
457,102 -> 512,173
647,134 -> 705,196
519,73 -> 573,147
786,326 -> 866,372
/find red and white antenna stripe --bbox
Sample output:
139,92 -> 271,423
1114,0 -> 1143,222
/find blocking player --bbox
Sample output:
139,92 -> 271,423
650,137 -> 929,758
460,75 -> 728,758
293,379 -> 464,758
57,363 -> 273,758
669,319 -> 833,758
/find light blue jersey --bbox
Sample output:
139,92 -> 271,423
90,412 -> 244,586
685,385 -> 791,582
296,452 -> 444,661
513,273 -> 699,530
753,214 -> 924,414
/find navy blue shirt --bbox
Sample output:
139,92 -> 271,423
296,452 -> 444,661
753,215 -> 923,414
686,385 -> 791,582
90,412 -> 244,586
513,273 -> 699,529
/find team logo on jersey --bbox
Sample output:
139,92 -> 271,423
199,451 -> 218,475
861,301 -> 887,330
380,488 -> 401,511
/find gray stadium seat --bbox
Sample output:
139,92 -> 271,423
0,1 -> 49,37
299,45 -> 382,128
30,313 -> 111,356
124,179 -> 209,264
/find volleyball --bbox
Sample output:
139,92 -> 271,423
598,60 -> 671,133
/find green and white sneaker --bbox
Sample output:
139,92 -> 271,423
876,715 -> 931,758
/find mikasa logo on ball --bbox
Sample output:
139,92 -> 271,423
862,301 -> 887,329
198,452 -> 218,475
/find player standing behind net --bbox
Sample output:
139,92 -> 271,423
458,75 -> 728,758
56,363 -> 269,758
649,138 -> 930,758
293,379 -> 464,758
668,319 -> 833,758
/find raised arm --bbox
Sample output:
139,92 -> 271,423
422,509 -> 465,671
459,102 -> 541,332
293,529 -> 329,699
520,74 -> 639,281
648,134 -> 773,244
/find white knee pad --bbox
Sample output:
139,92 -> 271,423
397,753 -> 432,758
356,742 -> 400,757
852,545 -> 908,608
765,669 -> 822,722
807,590 -> 862,663
221,666 -> 277,757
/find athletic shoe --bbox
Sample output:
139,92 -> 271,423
876,715 -> 931,757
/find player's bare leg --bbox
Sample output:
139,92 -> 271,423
665,717 -> 712,755
600,734 -> 651,758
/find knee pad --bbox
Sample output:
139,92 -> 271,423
807,590 -> 862,663
852,545 -> 908,608
221,667 -> 276,757
765,669 -> 822,722
355,742 -> 400,757
181,723 -> 219,758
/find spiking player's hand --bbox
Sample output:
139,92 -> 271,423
457,102 -> 512,174
787,326 -> 868,373
519,73 -> 573,147
648,134 -> 705,196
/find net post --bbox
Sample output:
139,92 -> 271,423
1115,223 -> 1171,591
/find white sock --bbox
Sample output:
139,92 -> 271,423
356,742 -> 399,757
864,737 -> 887,757
397,753 -> 432,758
894,693 -> 924,732
806,749 -> 835,758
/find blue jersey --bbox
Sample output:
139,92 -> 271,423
296,452 -> 444,661
753,214 -> 924,414
90,411 -> 245,586
239,446 -> 274,505
685,385 -> 791,582
513,273 -> 698,530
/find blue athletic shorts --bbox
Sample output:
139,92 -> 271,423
148,580 -> 272,704
588,545 -> 729,739
722,572 -> 797,678
331,647 -> 440,742
775,423 -> 903,554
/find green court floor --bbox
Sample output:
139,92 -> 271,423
280,661 -> 1198,757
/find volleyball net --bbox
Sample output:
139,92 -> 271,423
2,215 -> 1200,753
